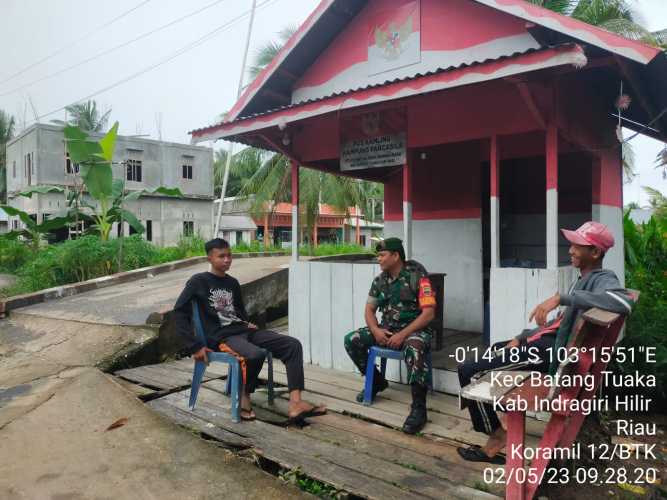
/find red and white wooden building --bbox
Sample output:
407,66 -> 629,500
191,0 -> 667,392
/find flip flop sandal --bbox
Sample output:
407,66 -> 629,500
284,415 -> 310,428
456,445 -> 506,465
284,405 -> 327,427
297,405 -> 327,418
240,408 -> 256,421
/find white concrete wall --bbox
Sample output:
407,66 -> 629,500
5,127 -> 37,193
8,192 -> 212,247
385,218 -> 484,333
289,260 -> 410,385
6,124 -> 213,197
593,204 -> 624,286
489,266 -> 578,345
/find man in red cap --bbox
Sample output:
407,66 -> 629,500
457,221 -> 635,465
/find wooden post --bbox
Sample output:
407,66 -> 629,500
263,213 -> 269,250
312,222 -> 318,248
291,160 -> 299,261
546,124 -> 558,269
490,135 -> 500,268
403,156 -> 412,260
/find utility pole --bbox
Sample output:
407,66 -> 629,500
213,0 -> 257,238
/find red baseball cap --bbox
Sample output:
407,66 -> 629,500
561,221 -> 615,252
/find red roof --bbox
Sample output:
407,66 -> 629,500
191,0 -> 667,143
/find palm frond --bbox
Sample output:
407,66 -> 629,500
525,0 -> 576,15
65,100 -> 112,132
248,40 -> 284,80
0,110 -> 15,144
622,141 -> 636,183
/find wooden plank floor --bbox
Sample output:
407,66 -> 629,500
257,361 -> 545,446
149,385 -> 503,499
128,355 -> 551,500
114,358 -> 227,391
120,315 -> 545,499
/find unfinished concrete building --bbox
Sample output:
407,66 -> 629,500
5,123 -> 214,246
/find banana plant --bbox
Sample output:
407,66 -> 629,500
0,205 -> 71,251
1,185 -> 72,249
64,122 -> 182,240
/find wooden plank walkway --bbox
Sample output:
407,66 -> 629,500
116,355 -> 550,500
149,385 -> 502,500
114,358 -> 227,391
114,317 -> 545,499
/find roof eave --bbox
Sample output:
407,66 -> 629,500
191,44 -> 588,145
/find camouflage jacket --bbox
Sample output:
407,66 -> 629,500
367,260 -> 436,333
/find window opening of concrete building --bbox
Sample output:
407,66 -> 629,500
235,230 -> 242,243
126,150 -> 143,182
146,220 -> 152,241
65,152 -> 79,174
12,160 -> 15,178
182,155 -> 193,179
183,220 -> 194,237
25,153 -> 32,185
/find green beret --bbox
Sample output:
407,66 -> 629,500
376,237 -> 404,254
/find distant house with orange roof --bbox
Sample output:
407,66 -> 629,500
216,196 -> 383,247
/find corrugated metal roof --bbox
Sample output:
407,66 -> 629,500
214,0 -> 663,129
191,44 -> 552,135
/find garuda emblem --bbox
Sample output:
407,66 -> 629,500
373,15 -> 413,60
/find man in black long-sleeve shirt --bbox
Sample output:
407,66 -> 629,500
457,221 -> 635,464
173,238 -> 325,422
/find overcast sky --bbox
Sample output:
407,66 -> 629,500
1,0 -> 665,205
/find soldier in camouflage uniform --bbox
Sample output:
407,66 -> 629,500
343,237 -> 436,434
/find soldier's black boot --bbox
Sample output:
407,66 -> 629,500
402,384 -> 427,434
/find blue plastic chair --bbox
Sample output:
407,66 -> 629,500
362,346 -> 433,406
188,302 -> 274,422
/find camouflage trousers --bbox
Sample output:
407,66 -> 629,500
343,327 -> 431,387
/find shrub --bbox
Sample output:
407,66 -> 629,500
299,243 -> 371,256
57,235 -> 116,282
8,245 -> 63,295
175,234 -> 206,258
111,235 -> 159,271
612,213 -> 667,403
0,238 -> 32,273
233,239 -> 284,253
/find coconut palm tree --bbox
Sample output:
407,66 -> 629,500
0,110 -> 16,203
644,186 -> 667,219
63,100 -> 112,132
213,147 -> 267,197
238,152 -> 369,248
529,0 -> 663,46
247,26 -> 297,81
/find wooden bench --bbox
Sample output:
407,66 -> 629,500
462,291 -> 638,500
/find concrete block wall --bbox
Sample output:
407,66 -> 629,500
4,124 -> 215,246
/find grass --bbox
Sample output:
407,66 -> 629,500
0,235 -> 371,298
396,461 -> 427,473
279,467 -> 345,499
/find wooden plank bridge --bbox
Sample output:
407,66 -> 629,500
114,334 -> 547,499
